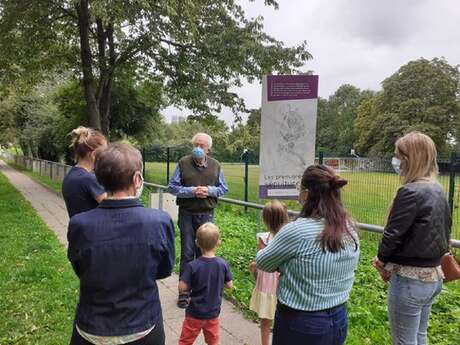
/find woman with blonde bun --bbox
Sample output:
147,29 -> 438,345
62,126 -> 107,218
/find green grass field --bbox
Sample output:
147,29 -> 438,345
145,162 -> 460,239
1,170 -> 460,345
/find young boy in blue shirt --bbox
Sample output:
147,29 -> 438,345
178,223 -> 233,345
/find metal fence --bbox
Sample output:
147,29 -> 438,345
142,147 -> 460,237
1,151 -> 459,248
6,153 -> 73,182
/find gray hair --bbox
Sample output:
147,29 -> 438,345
191,133 -> 213,149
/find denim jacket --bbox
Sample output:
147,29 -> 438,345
67,198 -> 175,336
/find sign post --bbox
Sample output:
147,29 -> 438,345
259,75 -> 319,199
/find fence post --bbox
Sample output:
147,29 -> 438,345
242,149 -> 250,212
166,147 -> 170,185
50,162 -> 53,180
158,187 -> 164,210
448,152 -> 456,215
319,151 -> 324,164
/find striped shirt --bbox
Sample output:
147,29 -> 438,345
256,217 -> 359,311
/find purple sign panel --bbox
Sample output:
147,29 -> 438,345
267,75 -> 318,101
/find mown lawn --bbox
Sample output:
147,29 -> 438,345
145,162 -> 460,239
3,164 -> 460,345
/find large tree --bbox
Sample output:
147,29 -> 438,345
316,84 -> 372,155
0,0 -> 311,135
354,58 -> 460,156
227,108 -> 261,162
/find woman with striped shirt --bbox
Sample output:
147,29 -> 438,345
256,165 -> 359,345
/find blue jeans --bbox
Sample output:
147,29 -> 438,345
388,274 -> 443,345
178,209 -> 214,278
272,303 -> 348,345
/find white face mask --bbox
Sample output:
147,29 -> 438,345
391,157 -> 401,174
135,173 -> 144,199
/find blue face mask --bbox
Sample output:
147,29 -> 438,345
392,157 -> 401,174
192,147 -> 205,159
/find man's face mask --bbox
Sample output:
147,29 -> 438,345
135,172 -> 144,199
192,147 -> 205,160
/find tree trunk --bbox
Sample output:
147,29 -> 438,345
99,23 -> 115,137
76,0 -> 101,130
99,76 -> 112,136
95,18 -> 106,107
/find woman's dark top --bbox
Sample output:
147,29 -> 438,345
378,181 -> 451,267
62,166 -> 105,218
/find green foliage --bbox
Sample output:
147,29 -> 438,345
0,0 -> 311,129
0,92 -> 18,147
147,114 -> 231,162
354,95 -> 382,155
54,76 -> 166,146
0,173 -> 78,345
227,109 -> 261,163
0,75 -> 167,162
317,85 -> 374,155
354,58 -> 460,156
11,93 -> 63,161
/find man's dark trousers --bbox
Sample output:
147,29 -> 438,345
178,209 -> 214,277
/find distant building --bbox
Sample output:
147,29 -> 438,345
171,115 -> 186,124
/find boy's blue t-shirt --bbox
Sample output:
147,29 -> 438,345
181,256 -> 232,320
62,166 -> 105,218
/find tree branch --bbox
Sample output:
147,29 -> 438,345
56,4 -> 78,21
159,38 -> 192,50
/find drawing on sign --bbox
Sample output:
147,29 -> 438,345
277,105 -> 306,166
259,74 -> 318,199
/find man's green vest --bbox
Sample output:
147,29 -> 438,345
176,155 -> 221,213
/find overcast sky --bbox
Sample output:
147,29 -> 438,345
163,0 -> 460,125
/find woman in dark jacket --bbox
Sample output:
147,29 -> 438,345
373,131 -> 451,345
67,143 -> 175,345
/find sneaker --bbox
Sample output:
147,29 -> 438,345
177,293 -> 189,309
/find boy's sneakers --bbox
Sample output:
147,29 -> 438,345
177,293 -> 189,309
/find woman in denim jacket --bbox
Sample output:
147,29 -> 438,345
67,143 -> 175,345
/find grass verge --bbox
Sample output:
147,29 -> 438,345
0,172 -> 78,345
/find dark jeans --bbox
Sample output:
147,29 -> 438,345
69,319 -> 165,345
272,303 -> 348,345
178,209 -> 214,277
